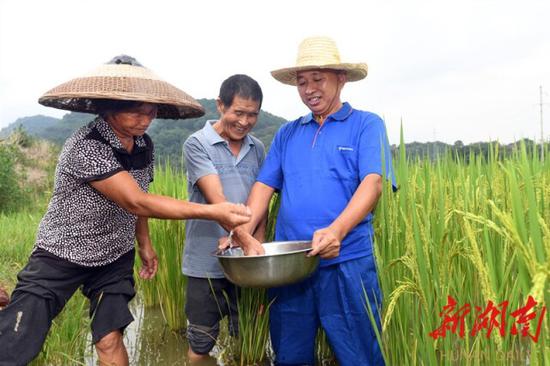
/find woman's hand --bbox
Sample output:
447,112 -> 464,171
211,202 -> 252,229
138,243 -> 158,280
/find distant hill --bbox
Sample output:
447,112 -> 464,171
0,112 -> 96,145
0,98 -> 287,164
2,102 -> 544,164
1,115 -> 60,140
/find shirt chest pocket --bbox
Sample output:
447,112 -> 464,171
213,161 -> 235,175
322,144 -> 358,182
237,162 -> 259,178
213,161 -> 259,180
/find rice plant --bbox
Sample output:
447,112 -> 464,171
215,195 -> 280,365
136,162 -> 188,330
375,138 -> 549,365
233,287 -> 273,365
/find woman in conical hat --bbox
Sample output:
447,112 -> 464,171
0,55 -> 252,366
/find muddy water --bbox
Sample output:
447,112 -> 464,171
85,299 -> 335,366
86,299 -> 219,365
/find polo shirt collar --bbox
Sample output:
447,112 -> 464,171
203,120 -> 256,147
300,102 -> 354,124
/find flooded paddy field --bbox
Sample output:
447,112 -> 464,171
86,300 -> 217,365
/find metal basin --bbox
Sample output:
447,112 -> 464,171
214,241 -> 319,288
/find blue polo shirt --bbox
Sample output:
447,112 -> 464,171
257,102 -> 396,267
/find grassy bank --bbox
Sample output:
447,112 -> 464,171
0,212 -> 91,365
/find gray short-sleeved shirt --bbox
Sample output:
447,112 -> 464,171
182,120 -> 265,278
34,117 -> 154,266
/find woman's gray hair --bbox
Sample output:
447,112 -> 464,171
94,99 -> 146,118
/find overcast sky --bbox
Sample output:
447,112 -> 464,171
1,0 -> 549,144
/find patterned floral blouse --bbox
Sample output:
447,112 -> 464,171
34,117 -> 154,266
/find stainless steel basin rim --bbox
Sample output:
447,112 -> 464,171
215,241 -> 313,258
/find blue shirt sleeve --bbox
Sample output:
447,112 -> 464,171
256,125 -> 284,190
358,114 -> 397,190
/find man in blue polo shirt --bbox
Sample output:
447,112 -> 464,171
228,36 -> 396,366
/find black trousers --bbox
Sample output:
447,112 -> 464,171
0,248 -> 135,366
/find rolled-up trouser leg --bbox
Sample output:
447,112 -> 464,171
81,249 -> 136,344
186,322 -> 220,355
184,277 -> 237,355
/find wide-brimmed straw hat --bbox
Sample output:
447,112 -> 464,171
38,55 -> 205,119
271,36 -> 368,86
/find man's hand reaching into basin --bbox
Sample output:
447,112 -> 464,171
218,227 -> 265,256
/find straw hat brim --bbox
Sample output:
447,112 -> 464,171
271,63 -> 368,86
38,65 -> 205,119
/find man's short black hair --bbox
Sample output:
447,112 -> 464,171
219,74 -> 263,109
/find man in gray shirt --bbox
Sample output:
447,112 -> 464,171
182,74 -> 266,362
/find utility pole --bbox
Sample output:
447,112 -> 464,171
539,85 -> 544,161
